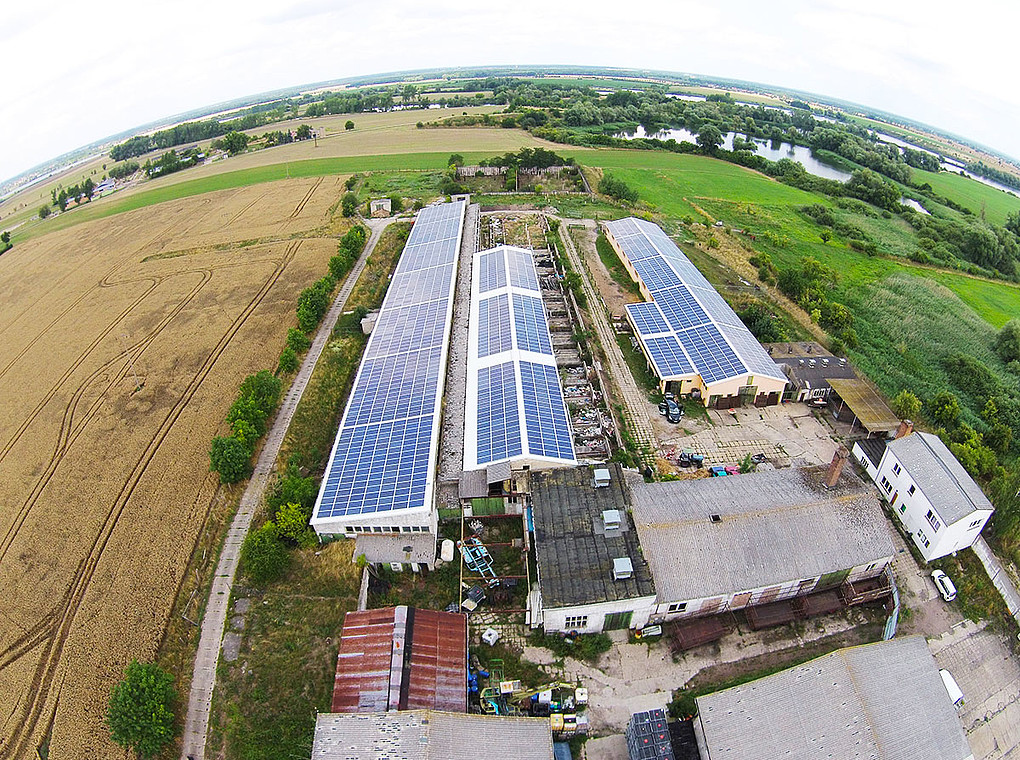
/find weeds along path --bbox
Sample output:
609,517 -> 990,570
0,241 -> 301,759
180,216 -> 395,760
555,216 -> 658,463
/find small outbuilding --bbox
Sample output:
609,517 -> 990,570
770,341 -> 857,401
826,378 -> 900,436
369,197 -> 392,217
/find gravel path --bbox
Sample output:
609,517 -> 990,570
179,217 -> 395,760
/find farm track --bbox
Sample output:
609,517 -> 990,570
0,241 -> 301,759
289,177 -> 323,219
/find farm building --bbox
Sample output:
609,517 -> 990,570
330,606 -> 467,714
463,244 -> 576,476
826,377 -> 900,436
770,341 -> 856,401
369,197 -> 392,217
693,636 -> 973,760
528,464 -> 656,633
854,431 -> 994,562
311,710 -> 554,760
603,217 -> 787,408
310,201 -> 466,544
353,532 -> 436,572
630,463 -> 895,622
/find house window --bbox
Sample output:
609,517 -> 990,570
899,503 -> 907,514
865,562 -> 877,572
892,463 -> 902,476
879,476 -> 893,493
667,602 -> 688,613
908,485 -> 915,496
969,518 -> 983,529
917,529 -> 930,549
926,509 -> 941,532
564,615 -> 588,630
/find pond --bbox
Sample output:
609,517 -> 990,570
900,197 -> 930,215
616,125 -> 853,182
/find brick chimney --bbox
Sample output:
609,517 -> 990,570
894,419 -> 914,439
824,445 -> 849,488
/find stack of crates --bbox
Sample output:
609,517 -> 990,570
625,708 -> 674,760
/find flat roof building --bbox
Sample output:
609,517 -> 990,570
529,464 -> 656,633
604,217 -> 787,409
694,636 -> 973,760
312,710 -> 554,760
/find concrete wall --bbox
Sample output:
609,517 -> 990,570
539,596 -> 657,633
875,449 -> 992,562
312,505 -> 437,541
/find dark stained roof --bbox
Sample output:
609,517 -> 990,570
777,352 -> 857,392
855,437 -> 887,468
331,606 -> 467,714
531,464 -> 655,607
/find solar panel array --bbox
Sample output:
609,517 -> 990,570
609,217 -> 785,385
313,202 -> 465,526
465,245 -> 576,469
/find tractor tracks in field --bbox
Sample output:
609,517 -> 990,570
0,241 -> 302,760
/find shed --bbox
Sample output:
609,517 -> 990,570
369,197 -> 392,217
826,378 -> 900,436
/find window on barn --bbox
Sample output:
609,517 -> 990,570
564,615 -> 588,630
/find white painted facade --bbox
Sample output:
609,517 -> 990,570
530,588 -> 657,634
651,558 -> 890,622
871,446 -> 992,562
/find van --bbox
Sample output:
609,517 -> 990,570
939,669 -> 965,709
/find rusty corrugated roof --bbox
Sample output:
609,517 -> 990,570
331,606 -> 466,714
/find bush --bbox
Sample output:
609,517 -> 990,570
892,390 -> 922,420
928,391 -> 961,429
38,205 -> 51,219
536,632 -> 612,664
209,435 -> 253,484
276,502 -> 316,547
297,276 -> 336,332
286,327 -> 311,354
996,320 -> 1020,364
598,174 -> 638,202
240,522 -> 290,585
277,347 -> 298,374
341,192 -> 358,217
106,660 -> 176,760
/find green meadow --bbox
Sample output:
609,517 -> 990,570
915,168 -> 1020,226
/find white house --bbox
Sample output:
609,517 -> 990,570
854,431 -> 994,562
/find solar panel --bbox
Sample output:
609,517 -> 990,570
478,294 -> 512,357
519,362 -> 574,460
719,324 -> 785,379
654,286 -> 711,331
507,249 -> 540,290
632,257 -> 682,291
645,335 -> 694,376
476,362 -> 523,465
313,201 -> 465,527
626,302 -> 671,336
512,293 -> 553,355
676,324 -> 748,384
478,250 -> 507,293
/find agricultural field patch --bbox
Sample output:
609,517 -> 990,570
0,176 -> 343,760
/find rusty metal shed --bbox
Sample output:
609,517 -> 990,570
331,606 -> 467,714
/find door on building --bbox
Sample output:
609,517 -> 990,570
729,592 -> 752,610
604,611 -> 633,631
738,385 -> 757,406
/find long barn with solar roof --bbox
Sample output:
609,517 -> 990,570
604,217 -> 788,409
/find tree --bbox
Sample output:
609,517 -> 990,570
0,231 -> 10,245
287,327 -> 311,354
106,660 -> 176,760
276,502 -> 315,547
82,177 -> 95,201
928,391 -> 961,429
448,153 -> 465,168
209,435 -> 253,484
341,192 -> 358,217
696,124 -> 724,153
221,131 -> 249,155
295,124 -> 312,140
892,390 -> 922,420
345,120 -> 355,131
240,522 -> 290,584
38,205 -> 51,219
819,230 -> 831,244
598,174 -> 638,203
996,319 -> 1020,363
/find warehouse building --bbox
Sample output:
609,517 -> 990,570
693,636 -> 973,760
310,201 -> 466,542
604,217 -> 787,408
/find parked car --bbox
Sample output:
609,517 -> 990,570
658,400 -> 669,416
709,466 -> 729,477
666,400 -> 683,424
808,397 -> 828,409
931,569 -> 957,602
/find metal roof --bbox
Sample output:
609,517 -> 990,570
312,710 -> 554,760
331,606 -> 466,714
531,464 -> 656,607
463,245 -> 576,470
827,378 -> 900,433
630,467 -> 895,603
887,432 -> 995,524
606,217 -> 786,386
695,636 -> 973,760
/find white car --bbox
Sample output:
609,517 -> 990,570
931,569 -> 957,602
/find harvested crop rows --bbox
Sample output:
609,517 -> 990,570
0,176 -> 342,759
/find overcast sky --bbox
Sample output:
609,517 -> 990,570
2,0 -> 1018,183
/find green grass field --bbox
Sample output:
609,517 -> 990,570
915,168 -> 1020,226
